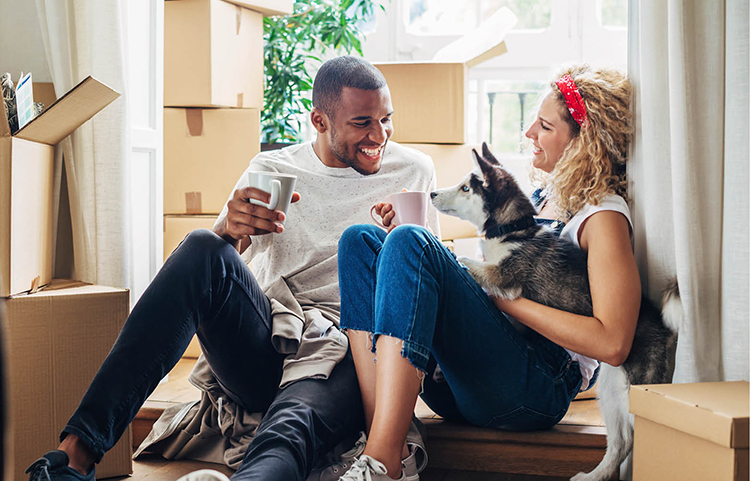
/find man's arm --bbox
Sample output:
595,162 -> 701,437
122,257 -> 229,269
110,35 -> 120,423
212,187 -> 300,254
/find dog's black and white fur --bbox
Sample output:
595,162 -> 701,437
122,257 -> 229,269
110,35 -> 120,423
430,143 -> 682,481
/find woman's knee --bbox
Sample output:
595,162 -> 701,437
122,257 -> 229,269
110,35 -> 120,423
338,224 -> 385,259
381,224 -> 433,258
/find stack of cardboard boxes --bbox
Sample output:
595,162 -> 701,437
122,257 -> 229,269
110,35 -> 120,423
0,78 -> 132,480
373,8 -> 516,252
162,0 -> 292,357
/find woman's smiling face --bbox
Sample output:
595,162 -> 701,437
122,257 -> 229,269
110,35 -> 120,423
524,93 -> 575,173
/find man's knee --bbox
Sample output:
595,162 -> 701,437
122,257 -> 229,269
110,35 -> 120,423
174,229 -> 237,262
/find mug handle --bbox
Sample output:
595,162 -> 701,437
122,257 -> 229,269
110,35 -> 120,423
370,204 -> 386,229
267,179 -> 281,210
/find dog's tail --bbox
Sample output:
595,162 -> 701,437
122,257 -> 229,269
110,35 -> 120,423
661,278 -> 683,333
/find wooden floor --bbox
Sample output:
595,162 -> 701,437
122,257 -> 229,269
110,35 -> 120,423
122,358 -> 608,481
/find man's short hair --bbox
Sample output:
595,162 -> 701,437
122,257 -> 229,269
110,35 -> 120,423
312,56 -> 387,118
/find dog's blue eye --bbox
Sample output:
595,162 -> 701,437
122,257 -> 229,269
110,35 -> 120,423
461,185 -> 470,192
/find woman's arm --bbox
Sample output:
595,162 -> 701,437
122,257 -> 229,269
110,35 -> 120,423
492,211 -> 641,366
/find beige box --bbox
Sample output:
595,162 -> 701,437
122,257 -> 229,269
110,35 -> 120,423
164,215 -> 218,358
167,0 -> 292,17
213,0 -> 292,16
375,9 -> 515,144
165,0 -> 264,108
0,77 -> 119,297
5,280 -> 132,480
164,215 -> 218,261
164,107 -> 260,214
630,382 -> 749,481
402,143 -> 481,240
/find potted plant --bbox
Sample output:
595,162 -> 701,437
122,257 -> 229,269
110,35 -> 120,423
262,0 -> 384,148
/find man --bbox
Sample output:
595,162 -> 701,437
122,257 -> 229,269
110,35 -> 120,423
27,56 -> 438,481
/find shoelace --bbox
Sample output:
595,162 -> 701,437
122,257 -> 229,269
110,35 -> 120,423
339,456 -> 387,481
25,457 -> 52,481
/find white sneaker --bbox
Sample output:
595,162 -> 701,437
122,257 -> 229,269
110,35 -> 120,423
175,470 -> 231,481
339,455 -> 405,481
401,443 -> 425,481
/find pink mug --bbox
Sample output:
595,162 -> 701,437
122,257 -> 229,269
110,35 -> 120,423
370,191 -> 429,229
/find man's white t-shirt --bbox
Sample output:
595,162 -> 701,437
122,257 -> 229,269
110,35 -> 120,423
559,193 -> 632,390
215,141 -> 440,315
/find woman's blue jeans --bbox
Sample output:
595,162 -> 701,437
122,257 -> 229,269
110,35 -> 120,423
338,224 -> 581,430
62,229 -> 364,481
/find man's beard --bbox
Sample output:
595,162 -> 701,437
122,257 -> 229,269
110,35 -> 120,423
330,125 -> 381,176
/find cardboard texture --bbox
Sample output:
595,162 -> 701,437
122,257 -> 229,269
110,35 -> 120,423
630,382 -> 749,481
0,77 -> 119,297
163,215 -> 217,261
32,82 -> 57,111
208,0 -> 293,16
164,215 -> 218,358
375,8 -> 516,144
402,143 -> 481,240
165,0 -> 264,108
164,107 -> 260,214
5,281 -> 132,480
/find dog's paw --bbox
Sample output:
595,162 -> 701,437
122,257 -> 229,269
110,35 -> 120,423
456,255 -> 479,268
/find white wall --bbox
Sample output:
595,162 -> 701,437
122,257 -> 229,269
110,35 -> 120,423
0,0 -> 51,81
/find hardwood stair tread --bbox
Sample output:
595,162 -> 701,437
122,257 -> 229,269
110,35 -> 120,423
132,358 -> 611,479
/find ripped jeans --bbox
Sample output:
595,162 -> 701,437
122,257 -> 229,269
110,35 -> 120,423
337,224 -> 581,431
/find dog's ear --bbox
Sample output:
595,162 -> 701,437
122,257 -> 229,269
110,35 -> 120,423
481,142 -> 501,167
473,149 -> 496,181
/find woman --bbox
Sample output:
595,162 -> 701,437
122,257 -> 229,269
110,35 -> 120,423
337,65 -> 639,481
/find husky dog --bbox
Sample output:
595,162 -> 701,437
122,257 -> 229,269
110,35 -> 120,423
430,143 -> 682,481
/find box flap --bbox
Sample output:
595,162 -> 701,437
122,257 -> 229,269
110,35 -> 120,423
14,76 -> 120,145
431,7 -> 516,67
630,382 -> 749,448
217,0 -> 293,17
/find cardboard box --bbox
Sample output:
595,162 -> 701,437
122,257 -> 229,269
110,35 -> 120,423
164,215 -> 217,261
402,143 -> 480,240
167,0 -> 292,17
4,280 -> 132,480
213,0 -> 292,16
375,8 -> 516,144
164,107 -> 260,214
0,77 -> 120,297
630,382 -> 749,481
165,0 -> 264,108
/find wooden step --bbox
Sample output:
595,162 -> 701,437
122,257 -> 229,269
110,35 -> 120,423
133,358 -> 612,480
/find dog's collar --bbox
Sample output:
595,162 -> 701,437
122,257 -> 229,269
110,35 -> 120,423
484,216 -> 537,239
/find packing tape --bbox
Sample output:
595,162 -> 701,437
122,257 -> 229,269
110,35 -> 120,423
236,93 -> 244,108
186,192 -> 203,214
236,6 -> 242,35
185,109 -> 203,137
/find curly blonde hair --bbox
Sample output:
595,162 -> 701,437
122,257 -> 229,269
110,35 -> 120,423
533,65 -> 634,220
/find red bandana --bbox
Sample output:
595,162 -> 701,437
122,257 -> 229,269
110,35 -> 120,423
555,75 -> 588,127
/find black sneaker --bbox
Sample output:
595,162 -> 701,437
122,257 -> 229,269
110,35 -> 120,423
25,451 -> 95,481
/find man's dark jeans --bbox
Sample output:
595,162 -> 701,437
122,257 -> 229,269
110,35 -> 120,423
62,229 -> 364,480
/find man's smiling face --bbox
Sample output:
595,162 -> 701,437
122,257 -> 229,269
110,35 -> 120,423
326,86 -> 394,176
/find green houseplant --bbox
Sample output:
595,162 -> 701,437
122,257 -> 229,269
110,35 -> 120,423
262,0 -> 384,144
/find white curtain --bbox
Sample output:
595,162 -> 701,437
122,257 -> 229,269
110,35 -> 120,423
629,0 -> 749,382
35,0 -> 131,290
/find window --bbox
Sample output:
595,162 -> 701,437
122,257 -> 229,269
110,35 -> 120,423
363,0 -> 628,164
406,0 -> 551,35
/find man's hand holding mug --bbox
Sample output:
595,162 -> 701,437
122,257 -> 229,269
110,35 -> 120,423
215,171 -> 299,251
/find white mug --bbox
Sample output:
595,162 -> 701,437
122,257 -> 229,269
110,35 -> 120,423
246,171 -> 297,221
